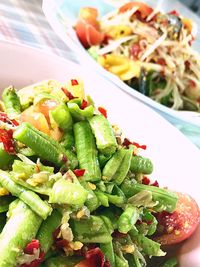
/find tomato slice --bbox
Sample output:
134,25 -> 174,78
154,192 -> 200,245
76,20 -> 104,48
119,2 -> 153,19
75,7 -> 104,48
37,99 -> 58,123
20,107 -> 50,135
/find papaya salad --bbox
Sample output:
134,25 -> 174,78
0,79 -> 199,267
75,2 -> 200,112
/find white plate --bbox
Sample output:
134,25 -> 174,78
0,41 -> 200,266
42,0 -> 200,148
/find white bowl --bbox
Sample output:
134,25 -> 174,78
0,41 -> 200,266
42,0 -> 200,148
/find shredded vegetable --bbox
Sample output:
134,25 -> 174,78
75,2 -> 200,112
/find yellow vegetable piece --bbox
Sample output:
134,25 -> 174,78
98,54 -> 141,80
182,18 -> 193,33
0,188 -> 9,196
106,25 -> 132,39
63,78 -> 85,100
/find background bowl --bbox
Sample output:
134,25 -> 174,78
0,40 -> 200,266
42,0 -> 200,148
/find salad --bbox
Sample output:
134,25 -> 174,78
75,2 -> 200,112
0,79 -> 199,267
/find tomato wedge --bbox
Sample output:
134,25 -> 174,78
119,2 -> 153,19
76,20 -> 104,48
154,192 -> 200,245
75,7 -> 104,48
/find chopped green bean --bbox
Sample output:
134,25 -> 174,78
118,205 -> 139,234
2,86 -> 21,118
70,215 -> 112,243
74,121 -> 101,181
121,179 -> 178,212
113,146 -> 133,185
102,149 -> 126,182
0,170 -> 52,219
130,155 -> 153,174
13,122 -> 78,168
89,114 -> 117,155
0,200 -> 42,267
100,241 -> 115,267
50,103 -> 73,130
37,209 -> 62,253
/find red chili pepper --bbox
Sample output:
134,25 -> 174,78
189,79 -> 196,88
24,239 -> 40,255
142,176 -> 150,185
157,58 -> 166,66
71,79 -> 79,86
130,43 -> 141,58
169,10 -> 179,17
0,112 -> 19,126
0,129 -> 16,154
185,60 -> 190,70
102,34 -> 111,45
151,180 -> 159,187
132,142 -> 147,150
122,138 -> 132,147
80,99 -> 88,110
73,169 -> 85,177
122,138 -> 147,150
61,87 -> 76,100
98,107 -> 107,118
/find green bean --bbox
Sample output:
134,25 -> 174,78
88,115 -> 117,155
130,233 -> 165,257
115,254 -> 129,267
44,255 -> 82,267
49,177 -> 88,207
37,209 -> 62,253
118,205 -> 139,234
70,215 -> 112,243
162,257 -> 178,267
0,144 -> 15,170
102,149 -> 126,182
125,253 -> 142,267
74,121 -> 101,181
60,130 -> 75,150
50,103 -> 73,130
95,190 -> 109,207
0,199 -> 42,267
2,86 -> 21,118
98,153 -> 112,168
0,170 -> 52,219
13,122 -> 78,168
112,146 -> 133,185
99,208 -> 119,230
121,179 -> 178,212
130,155 -> 153,174
0,196 -> 15,213
67,100 -> 94,121
82,182 -> 100,212
100,241 -> 115,267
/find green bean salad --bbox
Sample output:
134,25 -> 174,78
0,79 -> 198,267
